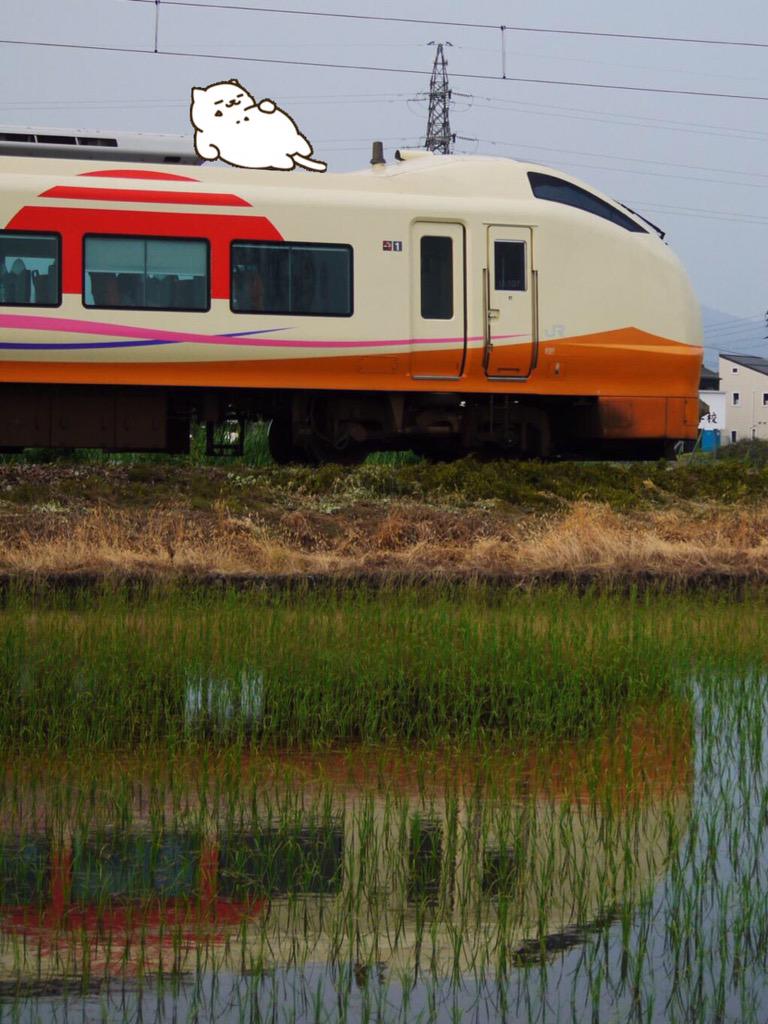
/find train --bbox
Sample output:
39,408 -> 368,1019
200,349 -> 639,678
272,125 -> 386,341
0,128 -> 703,462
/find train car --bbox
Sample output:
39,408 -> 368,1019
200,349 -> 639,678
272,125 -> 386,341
0,133 -> 703,462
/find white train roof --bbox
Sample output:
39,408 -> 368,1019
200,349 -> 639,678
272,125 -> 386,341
0,131 -> 655,232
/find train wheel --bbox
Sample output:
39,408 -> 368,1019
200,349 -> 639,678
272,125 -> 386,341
267,416 -> 310,465
304,434 -> 367,466
301,395 -> 368,465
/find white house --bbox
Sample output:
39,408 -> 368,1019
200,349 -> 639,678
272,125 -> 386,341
719,353 -> 768,444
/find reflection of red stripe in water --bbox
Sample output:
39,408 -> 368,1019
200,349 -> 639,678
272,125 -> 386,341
40,186 -> 251,208
2,897 -> 263,938
1,897 -> 264,976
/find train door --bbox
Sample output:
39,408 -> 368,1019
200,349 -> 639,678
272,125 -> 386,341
410,222 -> 466,378
484,226 -> 535,378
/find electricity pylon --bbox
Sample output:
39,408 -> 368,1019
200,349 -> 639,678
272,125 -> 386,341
425,42 -> 454,154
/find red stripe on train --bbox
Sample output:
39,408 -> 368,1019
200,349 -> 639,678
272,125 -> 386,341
40,186 -> 250,207
5,206 -> 283,299
79,170 -> 200,182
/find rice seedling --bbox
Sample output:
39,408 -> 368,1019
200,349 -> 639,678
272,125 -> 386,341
0,584 -> 746,751
0,588 -> 767,1020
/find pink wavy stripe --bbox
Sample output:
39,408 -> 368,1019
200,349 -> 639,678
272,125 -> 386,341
0,313 -> 528,349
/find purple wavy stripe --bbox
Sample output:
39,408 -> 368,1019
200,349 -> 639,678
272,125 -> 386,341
0,339 -> 172,351
0,312 -> 523,351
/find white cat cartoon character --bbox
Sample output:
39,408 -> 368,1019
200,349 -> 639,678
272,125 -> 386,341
190,80 -> 327,172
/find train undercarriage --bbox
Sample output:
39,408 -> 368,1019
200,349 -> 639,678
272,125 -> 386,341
0,384 -> 678,462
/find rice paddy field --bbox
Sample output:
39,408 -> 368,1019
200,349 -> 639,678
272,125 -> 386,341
1,585 -> 768,1022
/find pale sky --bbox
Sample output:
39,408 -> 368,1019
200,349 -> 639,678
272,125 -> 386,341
2,0 -> 767,353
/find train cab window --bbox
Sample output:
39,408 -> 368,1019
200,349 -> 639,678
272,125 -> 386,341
0,232 -> 60,306
494,241 -> 526,291
528,172 -> 647,233
83,236 -> 209,311
420,235 -> 453,319
231,241 -> 352,317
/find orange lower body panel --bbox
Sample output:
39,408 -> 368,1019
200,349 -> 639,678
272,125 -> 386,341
0,324 -> 703,439
598,396 -> 700,440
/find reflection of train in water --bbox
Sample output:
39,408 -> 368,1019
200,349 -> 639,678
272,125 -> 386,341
0,129 -> 702,462
0,736 -> 690,981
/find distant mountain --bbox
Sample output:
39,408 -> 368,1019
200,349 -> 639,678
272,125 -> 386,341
700,305 -> 765,373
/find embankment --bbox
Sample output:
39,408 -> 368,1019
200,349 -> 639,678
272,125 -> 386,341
2,455 -> 768,587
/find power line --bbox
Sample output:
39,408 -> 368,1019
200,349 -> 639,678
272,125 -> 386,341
703,313 -> 766,331
703,312 -> 766,329
3,36 -> 768,103
704,331 -> 766,346
475,140 -> 768,189
463,95 -> 768,142
7,90 -> 768,147
126,1 -> 768,51
711,338 -> 768,355
625,202 -> 768,227
0,91 -> 411,112
307,133 -> 768,184
512,143 -> 768,181
704,324 -> 766,341
704,332 -> 765,345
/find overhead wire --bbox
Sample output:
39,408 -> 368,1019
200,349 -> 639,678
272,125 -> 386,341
704,328 -> 767,344
704,334 -> 766,347
461,94 -> 768,142
489,141 -> 768,182
703,314 -> 766,333
711,338 -> 767,355
124,1 -> 768,51
624,203 -> 768,227
703,312 -> 766,329
472,140 -> 768,189
2,36 -> 768,102
3,9 -> 767,239
704,336 -> 766,351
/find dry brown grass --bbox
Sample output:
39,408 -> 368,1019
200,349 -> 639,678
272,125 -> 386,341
2,498 -> 768,581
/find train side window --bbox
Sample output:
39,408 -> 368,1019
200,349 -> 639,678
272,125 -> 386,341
0,232 -> 60,306
231,241 -> 353,317
528,172 -> 647,233
83,236 -> 209,311
494,241 -> 526,291
420,235 -> 453,320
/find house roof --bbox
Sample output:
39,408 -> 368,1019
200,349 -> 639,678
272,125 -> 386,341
700,364 -> 720,389
720,353 -> 768,377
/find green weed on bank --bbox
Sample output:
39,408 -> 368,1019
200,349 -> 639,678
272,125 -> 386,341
5,442 -> 768,512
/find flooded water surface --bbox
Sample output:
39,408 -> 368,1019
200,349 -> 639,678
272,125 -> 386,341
0,589 -> 767,1021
